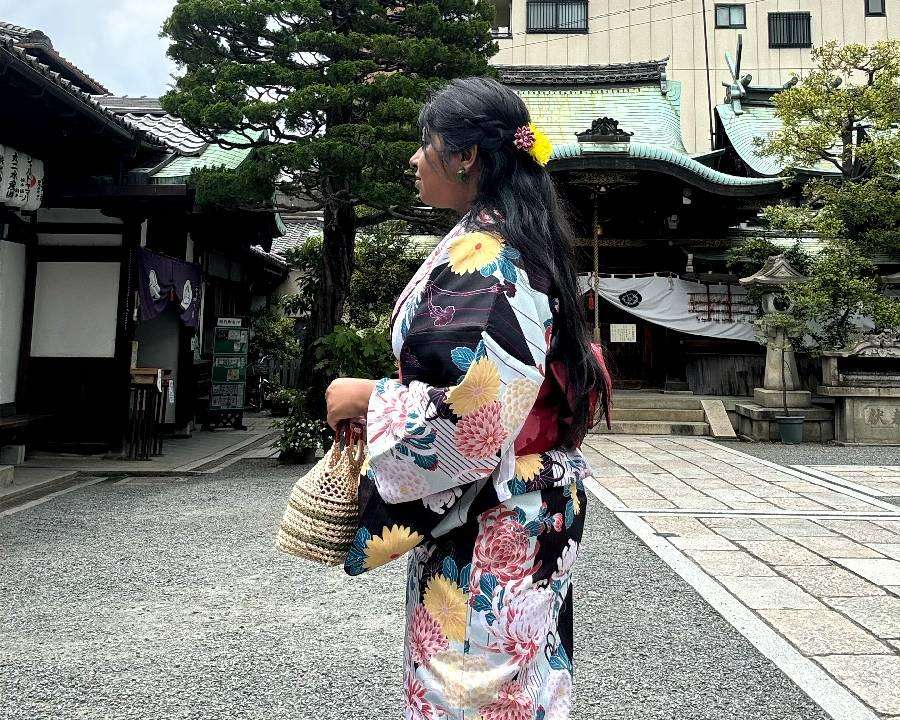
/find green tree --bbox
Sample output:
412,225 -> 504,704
160,0 -> 497,373
759,41 -> 900,348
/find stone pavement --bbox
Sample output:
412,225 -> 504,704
582,435 -> 900,720
0,458 -> 836,720
0,415 -> 281,510
793,466 -> 900,502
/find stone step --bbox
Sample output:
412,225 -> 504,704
613,394 -> 704,410
593,420 -> 710,436
612,408 -> 707,422
0,465 -> 13,489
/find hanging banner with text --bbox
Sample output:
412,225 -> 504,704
0,145 -> 44,211
579,274 -> 759,342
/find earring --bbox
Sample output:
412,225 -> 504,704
457,167 -> 468,183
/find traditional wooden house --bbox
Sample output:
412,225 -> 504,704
0,23 -> 284,456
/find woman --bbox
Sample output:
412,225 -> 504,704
325,77 -> 611,720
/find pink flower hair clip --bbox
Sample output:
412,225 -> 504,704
512,123 -> 553,166
513,125 -> 536,151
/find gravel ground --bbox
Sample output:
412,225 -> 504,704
713,439 -> 900,466
0,459 -> 830,720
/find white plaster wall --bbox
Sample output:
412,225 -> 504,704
30,262 -> 120,358
0,240 -> 26,404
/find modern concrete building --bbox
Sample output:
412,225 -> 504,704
489,0 -> 899,152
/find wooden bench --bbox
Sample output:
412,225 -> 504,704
0,413 -> 54,447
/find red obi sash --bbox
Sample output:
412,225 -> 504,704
514,343 -> 611,455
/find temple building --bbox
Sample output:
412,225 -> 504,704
499,60 -> 795,398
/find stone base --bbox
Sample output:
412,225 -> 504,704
0,465 -> 12,489
0,444 -> 25,465
734,403 -> 834,443
830,395 -> 900,445
753,388 -> 812,409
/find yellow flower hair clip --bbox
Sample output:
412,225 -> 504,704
513,123 -> 553,166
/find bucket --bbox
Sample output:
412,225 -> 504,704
776,416 -> 804,445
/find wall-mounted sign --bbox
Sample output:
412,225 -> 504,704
610,323 -> 637,343
0,145 -> 44,211
206,317 -> 249,430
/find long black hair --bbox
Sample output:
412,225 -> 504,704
418,76 -> 611,448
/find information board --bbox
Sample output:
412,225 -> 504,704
610,323 -> 637,343
206,317 -> 249,429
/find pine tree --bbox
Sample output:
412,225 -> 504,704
161,0 -> 498,367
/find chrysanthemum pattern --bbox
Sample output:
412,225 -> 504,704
500,378 -> 541,434
377,455 -> 429,503
409,604 -> 449,665
454,401 -> 507,459
428,650 -> 509,709
353,209 -> 592,720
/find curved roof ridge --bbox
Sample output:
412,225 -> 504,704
550,141 -> 786,192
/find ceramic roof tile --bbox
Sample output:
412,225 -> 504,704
150,131 -> 257,181
0,34 -> 160,147
270,218 -> 324,257
96,97 -> 208,155
0,20 -> 108,93
497,61 -> 668,86
120,114 -> 207,155
715,104 -> 840,177
513,81 -> 687,154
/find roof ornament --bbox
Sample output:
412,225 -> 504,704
576,117 -> 634,143
724,34 -> 753,115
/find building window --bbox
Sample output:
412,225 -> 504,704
715,4 -> 746,28
527,0 -> 588,33
866,0 -> 886,16
768,11 -> 812,48
491,0 -> 512,37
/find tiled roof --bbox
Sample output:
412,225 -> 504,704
716,104 -> 839,177
271,217 -> 324,257
96,96 -> 207,155
119,114 -> 207,155
551,141 -> 785,193
0,33 -> 161,148
0,20 -> 31,37
515,80 -> 687,153
497,60 -> 669,88
149,130 -> 257,182
0,20 -> 108,94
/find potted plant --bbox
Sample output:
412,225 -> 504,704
272,398 -> 324,463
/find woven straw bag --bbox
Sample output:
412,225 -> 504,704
275,422 -> 366,565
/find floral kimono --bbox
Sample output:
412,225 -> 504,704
345,209 -> 593,720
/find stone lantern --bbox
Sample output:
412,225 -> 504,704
739,255 -> 810,408
734,255 -> 834,441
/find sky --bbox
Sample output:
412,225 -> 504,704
0,0 -> 179,97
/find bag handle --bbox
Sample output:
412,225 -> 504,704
331,419 -> 366,466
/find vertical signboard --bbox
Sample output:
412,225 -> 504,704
206,316 -> 248,430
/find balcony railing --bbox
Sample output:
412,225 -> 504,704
526,0 -> 588,33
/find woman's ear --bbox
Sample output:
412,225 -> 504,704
460,145 -> 479,173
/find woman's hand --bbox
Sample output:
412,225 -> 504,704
325,378 -> 377,430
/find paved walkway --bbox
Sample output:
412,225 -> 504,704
1,415 -> 281,510
2,436 -> 899,719
582,435 -> 900,720
0,458 -> 836,720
